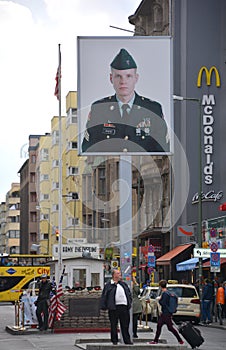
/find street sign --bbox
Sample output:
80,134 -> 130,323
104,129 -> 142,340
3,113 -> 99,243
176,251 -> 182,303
193,248 -> 226,258
210,228 -> 217,238
148,244 -> 155,253
210,266 -> 221,273
147,255 -> 156,267
210,252 -> 220,267
210,241 -> 218,252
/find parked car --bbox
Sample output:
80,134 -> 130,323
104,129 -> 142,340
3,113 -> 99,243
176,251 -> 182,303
140,285 -> 159,321
157,283 -> 201,324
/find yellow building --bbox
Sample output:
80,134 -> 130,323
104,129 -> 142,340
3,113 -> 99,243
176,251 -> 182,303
37,92 -> 85,255
4,183 -> 20,254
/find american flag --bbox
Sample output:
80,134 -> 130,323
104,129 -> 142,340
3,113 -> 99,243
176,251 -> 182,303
48,267 -> 66,328
54,44 -> 61,100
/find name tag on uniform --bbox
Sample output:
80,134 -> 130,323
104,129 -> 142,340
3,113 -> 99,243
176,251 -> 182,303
102,123 -> 116,135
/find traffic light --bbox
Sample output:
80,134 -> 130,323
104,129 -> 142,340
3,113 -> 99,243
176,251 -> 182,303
72,192 -> 79,200
218,229 -> 224,239
55,229 -> 59,241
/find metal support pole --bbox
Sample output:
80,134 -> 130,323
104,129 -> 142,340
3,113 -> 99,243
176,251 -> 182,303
173,95 -> 203,297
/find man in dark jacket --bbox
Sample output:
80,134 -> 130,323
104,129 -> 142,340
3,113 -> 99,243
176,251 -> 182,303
35,274 -> 52,331
100,269 -> 133,345
81,48 -> 169,154
201,278 -> 214,324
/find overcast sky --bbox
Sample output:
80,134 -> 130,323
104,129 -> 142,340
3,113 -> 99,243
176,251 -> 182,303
0,0 -> 141,202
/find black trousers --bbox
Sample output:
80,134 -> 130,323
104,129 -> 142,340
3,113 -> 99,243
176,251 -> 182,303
36,299 -> 49,330
108,305 -> 131,344
133,313 -> 140,336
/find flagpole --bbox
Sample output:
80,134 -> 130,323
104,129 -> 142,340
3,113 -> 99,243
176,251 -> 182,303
57,43 -> 63,281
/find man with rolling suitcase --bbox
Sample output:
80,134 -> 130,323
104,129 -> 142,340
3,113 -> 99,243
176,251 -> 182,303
148,280 -> 184,345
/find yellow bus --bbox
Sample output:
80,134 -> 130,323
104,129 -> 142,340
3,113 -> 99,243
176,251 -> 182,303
0,254 -> 51,303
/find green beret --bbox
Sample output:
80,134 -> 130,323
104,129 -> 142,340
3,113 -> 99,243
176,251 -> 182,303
110,48 -> 137,70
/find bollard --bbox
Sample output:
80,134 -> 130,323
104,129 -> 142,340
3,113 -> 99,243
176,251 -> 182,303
14,300 -> 20,329
143,299 -> 150,329
21,301 -> 25,330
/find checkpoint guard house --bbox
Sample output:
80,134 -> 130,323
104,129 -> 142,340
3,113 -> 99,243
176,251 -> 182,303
50,242 -> 105,289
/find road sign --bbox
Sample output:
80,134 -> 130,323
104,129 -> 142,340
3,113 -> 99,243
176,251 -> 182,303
148,245 -> 155,253
193,248 -> 226,258
147,255 -> 156,267
210,228 -> 217,238
210,266 -> 221,273
210,252 -> 220,267
210,241 -> 218,252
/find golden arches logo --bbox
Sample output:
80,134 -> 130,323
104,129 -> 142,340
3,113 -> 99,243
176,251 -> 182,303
197,66 -> 221,87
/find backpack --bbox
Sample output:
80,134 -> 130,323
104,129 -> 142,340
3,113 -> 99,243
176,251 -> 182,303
166,291 -> 178,314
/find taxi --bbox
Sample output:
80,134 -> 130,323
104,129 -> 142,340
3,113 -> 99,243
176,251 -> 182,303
140,285 -> 159,321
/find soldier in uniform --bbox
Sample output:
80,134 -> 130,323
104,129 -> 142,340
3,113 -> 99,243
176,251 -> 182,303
82,48 -> 169,153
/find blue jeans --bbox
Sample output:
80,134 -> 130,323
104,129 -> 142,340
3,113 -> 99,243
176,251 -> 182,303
202,300 -> 211,322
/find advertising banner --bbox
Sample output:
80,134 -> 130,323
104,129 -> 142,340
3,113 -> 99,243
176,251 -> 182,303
78,36 -> 173,155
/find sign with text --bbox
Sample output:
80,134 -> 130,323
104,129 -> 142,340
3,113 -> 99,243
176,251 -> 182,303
193,248 -> 226,258
53,243 -> 99,259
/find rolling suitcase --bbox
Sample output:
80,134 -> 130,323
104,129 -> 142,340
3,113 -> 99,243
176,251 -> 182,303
178,321 -> 204,349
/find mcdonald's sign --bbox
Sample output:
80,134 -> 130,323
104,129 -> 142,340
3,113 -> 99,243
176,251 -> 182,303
197,66 -> 221,87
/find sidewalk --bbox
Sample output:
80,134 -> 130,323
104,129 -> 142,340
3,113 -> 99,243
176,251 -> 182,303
5,320 -> 226,350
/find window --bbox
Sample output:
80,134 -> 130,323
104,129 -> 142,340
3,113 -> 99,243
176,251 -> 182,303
43,233 -> 49,240
40,213 -> 49,220
30,232 -> 37,242
98,167 -> 106,195
30,192 -> 36,202
7,230 -> 20,238
66,108 -> 77,125
52,160 -> 59,168
40,193 -> 49,201
52,130 -> 59,145
9,216 -> 20,223
40,148 -> 49,161
40,174 -> 49,181
52,182 -> 59,190
52,204 -> 59,211
72,269 -> 86,288
31,155 -> 36,164
67,167 -> 79,176
30,212 -> 37,222
72,217 -> 79,226
91,273 -> 100,287
30,173 -> 35,183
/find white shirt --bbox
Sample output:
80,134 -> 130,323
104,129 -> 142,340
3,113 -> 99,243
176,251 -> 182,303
115,283 -> 128,305
116,94 -> 135,117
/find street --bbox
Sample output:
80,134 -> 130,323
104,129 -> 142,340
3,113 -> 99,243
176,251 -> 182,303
0,302 -> 225,350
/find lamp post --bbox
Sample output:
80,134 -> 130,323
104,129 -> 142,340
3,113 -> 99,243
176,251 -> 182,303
36,206 -> 51,255
101,203 -> 110,259
173,95 -> 203,297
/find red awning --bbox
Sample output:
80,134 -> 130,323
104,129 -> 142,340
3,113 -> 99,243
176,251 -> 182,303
202,258 -> 226,268
156,244 -> 194,266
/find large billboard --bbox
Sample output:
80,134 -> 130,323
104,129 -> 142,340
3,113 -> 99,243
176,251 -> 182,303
77,36 -> 173,155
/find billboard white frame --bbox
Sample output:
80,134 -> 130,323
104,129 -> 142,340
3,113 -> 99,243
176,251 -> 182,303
77,36 -> 173,155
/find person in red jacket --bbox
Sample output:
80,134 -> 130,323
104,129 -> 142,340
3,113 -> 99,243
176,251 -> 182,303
216,283 -> 225,320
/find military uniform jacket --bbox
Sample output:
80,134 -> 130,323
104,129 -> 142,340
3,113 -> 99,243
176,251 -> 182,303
82,92 -> 169,153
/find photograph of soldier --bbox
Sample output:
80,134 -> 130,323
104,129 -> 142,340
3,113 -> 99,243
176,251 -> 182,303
81,48 -> 169,154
